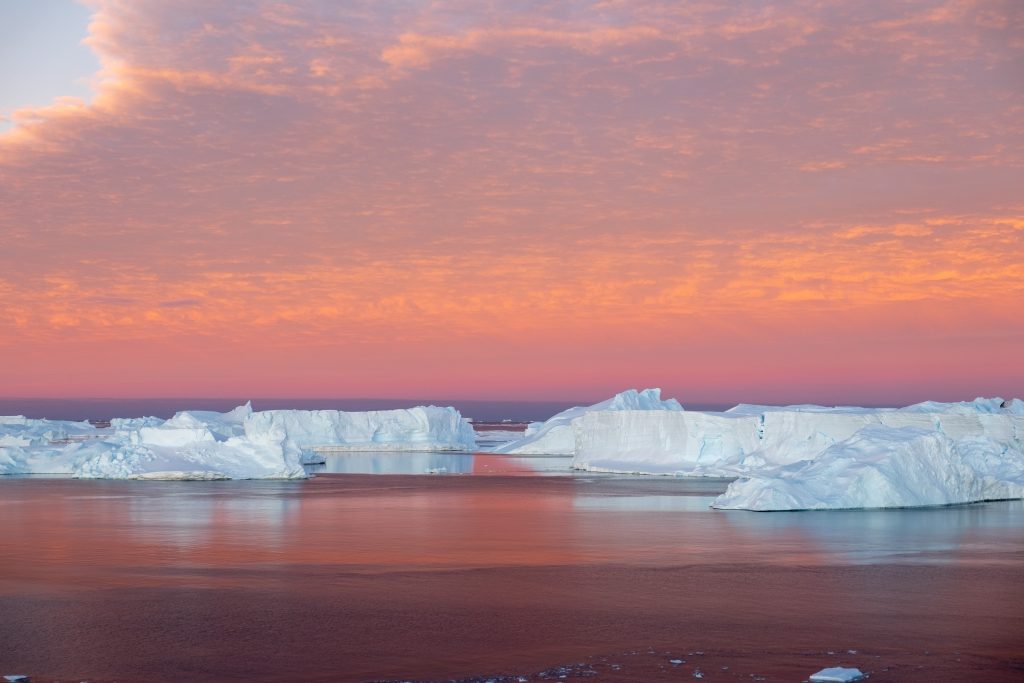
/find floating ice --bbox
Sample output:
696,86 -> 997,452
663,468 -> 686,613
561,392 -> 1024,510
247,406 -> 475,451
809,666 -> 864,682
493,388 -> 682,455
0,403 -> 474,480
712,426 -> 1024,511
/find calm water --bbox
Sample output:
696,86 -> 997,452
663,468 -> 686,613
2,466 -> 1023,682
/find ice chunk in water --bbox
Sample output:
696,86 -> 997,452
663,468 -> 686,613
809,667 -> 864,682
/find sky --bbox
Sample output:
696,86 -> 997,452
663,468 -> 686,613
0,0 -> 99,132
0,0 -> 1021,405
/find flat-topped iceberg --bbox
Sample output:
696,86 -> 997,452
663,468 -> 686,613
554,391 -> 1024,510
0,403 -> 475,480
493,388 -> 682,455
247,406 -> 476,451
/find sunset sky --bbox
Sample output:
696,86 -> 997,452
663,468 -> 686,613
1,0 -> 1021,405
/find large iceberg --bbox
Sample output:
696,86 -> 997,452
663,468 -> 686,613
246,406 -> 476,451
712,426 -> 1024,511
493,388 -> 682,455
0,403 -> 475,480
559,393 -> 1024,510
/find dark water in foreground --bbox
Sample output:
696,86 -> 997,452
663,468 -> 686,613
1,469 -> 1023,682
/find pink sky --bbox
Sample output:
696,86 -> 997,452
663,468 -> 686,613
1,0 -> 1022,404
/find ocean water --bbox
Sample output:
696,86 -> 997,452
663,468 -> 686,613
1,468 -> 1023,682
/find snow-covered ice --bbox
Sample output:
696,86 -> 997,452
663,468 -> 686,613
493,388 -> 682,455
538,390 -> 1024,511
0,403 -> 475,480
712,426 -> 1024,511
247,406 -> 475,451
809,666 -> 864,682
4,391 -> 1023,509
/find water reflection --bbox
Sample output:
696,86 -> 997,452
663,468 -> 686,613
304,451 -> 572,476
717,498 -> 1024,565
2,476 -> 1023,683
2,477 -> 1024,594
574,494 -> 715,512
306,451 -> 476,474
126,487 -> 302,550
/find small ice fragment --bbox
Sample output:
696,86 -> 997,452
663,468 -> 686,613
670,659 -> 684,666
693,670 -> 704,679
809,667 -> 864,682
4,676 -> 30,683
847,650 -> 858,655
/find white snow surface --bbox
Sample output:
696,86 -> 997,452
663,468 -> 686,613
0,403 -> 475,480
247,406 -> 476,451
712,426 -> 1024,511
493,388 -> 683,454
561,392 -> 1024,510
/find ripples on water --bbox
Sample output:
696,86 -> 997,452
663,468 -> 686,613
2,454 -> 1023,683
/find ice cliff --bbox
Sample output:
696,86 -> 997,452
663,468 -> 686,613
493,388 -> 683,455
712,426 -> 1024,511
0,403 -> 475,480
247,406 -> 476,451
524,391 -> 1024,511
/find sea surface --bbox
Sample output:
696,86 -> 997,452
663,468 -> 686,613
1,457 -> 1023,683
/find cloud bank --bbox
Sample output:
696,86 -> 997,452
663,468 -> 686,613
1,0 -> 1022,401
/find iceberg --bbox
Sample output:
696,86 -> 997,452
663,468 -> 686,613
559,392 -> 1024,510
571,409 -> 759,475
711,426 -> 1024,511
809,668 -> 864,683
493,388 -> 683,455
0,402 -> 475,480
246,406 -> 475,451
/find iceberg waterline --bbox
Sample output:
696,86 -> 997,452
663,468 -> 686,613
497,389 -> 1024,511
0,403 -> 476,480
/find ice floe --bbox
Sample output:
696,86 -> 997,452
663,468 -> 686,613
809,666 -> 864,682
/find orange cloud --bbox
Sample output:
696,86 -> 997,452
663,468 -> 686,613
0,0 -> 1021,401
